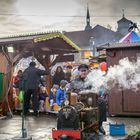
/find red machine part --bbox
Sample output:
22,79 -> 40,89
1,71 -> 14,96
52,129 -> 81,140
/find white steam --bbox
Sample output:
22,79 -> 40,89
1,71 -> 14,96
85,57 -> 140,93
85,69 -> 106,93
106,57 -> 140,90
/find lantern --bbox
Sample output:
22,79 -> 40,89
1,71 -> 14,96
100,62 -> 107,71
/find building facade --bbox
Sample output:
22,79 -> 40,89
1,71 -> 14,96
64,7 -> 123,62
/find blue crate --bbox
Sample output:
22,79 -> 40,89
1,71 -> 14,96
109,123 -> 126,136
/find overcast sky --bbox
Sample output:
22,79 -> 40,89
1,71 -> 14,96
0,0 -> 140,36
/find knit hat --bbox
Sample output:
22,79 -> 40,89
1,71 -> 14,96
60,80 -> 68,87
52,84 -> 59,89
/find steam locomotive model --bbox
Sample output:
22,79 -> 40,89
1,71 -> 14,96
52,91 -> 99,140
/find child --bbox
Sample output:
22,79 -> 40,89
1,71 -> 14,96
49,84 -> 59,110
13,70 -> 23,89
13,70 -> 23,110
56,80 -> 68,106
39,86 -> 48,112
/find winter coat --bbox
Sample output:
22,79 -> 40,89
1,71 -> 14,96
56,88 -> 66,106
70,77 -> 90,93
52,72 -> 65,85
22,66 -> 48,91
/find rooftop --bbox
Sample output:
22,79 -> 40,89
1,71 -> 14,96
97,41 -> 140,50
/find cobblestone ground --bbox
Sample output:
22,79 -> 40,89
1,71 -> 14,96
0,114 -> 140,140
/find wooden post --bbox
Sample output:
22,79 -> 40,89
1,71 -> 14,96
43,56 -> 52,94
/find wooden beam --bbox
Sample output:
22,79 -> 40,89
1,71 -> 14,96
50,54 -> 74,66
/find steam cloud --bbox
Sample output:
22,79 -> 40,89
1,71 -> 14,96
85,57 -> 140,93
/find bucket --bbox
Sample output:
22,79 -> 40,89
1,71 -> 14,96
109,123 -> 126,136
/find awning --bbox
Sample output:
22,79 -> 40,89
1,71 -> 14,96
119,31 -> 140,43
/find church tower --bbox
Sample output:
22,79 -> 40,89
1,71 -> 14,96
85,5 -> 92,30
117,9 -> 132,35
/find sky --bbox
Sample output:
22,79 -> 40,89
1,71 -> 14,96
0,0 -> 140,36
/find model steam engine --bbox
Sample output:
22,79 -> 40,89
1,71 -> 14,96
52,91 -> 99,140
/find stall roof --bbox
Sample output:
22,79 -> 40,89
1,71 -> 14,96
97,41 -> 140,50
0,32 -> 80,54
97,31 -> 140,51
0,31 -> 81,66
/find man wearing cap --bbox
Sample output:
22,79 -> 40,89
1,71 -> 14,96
70,64 -> 90,93
22,61 -> 49,116
69,64 -> 106,135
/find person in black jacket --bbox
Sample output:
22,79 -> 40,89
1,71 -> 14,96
52,66 -> 65,86
22,61 -> 49,116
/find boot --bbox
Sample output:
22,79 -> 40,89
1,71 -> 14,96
99,121 -> 106,135
99,126 -> 106,135
33,111 -> 39,117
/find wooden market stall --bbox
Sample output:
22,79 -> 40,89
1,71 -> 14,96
0,32 -> 80,115
97,41 -> 140,116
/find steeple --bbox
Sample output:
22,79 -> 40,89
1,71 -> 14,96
122,9 -> 125,18
85,5 -> 92,30
87,6 -> 90,21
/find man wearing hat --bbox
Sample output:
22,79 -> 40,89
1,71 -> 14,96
22,61 -> 49,116
69,64 -> 106,135
70,64 -> 90,93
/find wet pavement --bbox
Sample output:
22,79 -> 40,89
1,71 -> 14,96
0,114 -> 57,140
0,114 -> 140,140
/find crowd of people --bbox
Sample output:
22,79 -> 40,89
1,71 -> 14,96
13,62 -> 73,114
13,62 -> 107,135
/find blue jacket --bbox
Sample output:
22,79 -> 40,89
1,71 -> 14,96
56,88 -> 66,106
49,91 -> 56,102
